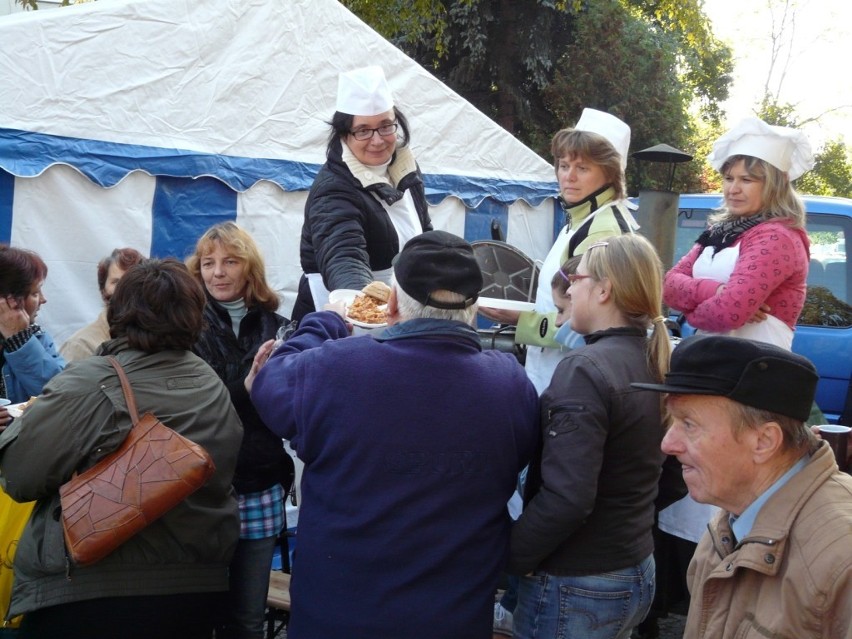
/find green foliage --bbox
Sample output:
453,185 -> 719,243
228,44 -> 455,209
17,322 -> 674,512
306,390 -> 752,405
796,139 -> 852,198
341,0 -> 732,196
545,0 -> 709,194
757,98 -> 852,198
626,0 -> 733,124
810,231 -> 842,246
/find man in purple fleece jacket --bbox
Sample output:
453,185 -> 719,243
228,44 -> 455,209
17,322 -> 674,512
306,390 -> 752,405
248,231 -> 539,639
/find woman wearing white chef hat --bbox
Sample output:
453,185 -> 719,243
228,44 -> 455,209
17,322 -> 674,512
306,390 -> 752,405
292,66 -> 432,322
664,116 -> 814,350
651,118 -> 814,639
479,108 -> 638,394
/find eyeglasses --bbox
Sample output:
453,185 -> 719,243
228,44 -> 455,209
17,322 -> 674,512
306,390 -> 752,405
566,273 -> 592,284
350,122 -> 399,141
557,268 -> 591,285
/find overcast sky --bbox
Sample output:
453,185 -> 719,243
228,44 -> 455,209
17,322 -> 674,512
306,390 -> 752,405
702,0 -> 851,148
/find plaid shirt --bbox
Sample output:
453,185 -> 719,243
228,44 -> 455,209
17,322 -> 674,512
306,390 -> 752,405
238,483 -> 285,540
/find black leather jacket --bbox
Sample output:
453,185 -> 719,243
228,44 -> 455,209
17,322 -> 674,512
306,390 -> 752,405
193,298 -> 293,494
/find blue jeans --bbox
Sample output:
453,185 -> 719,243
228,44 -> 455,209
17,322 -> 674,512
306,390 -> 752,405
220,535 -> 279,639
514,554 -> 655,639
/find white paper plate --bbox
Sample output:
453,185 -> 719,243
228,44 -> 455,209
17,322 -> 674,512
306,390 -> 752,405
328,289 -> 387,329
6,402 -> 27,419
477,297 -> 535,312
348,318 -> 388,330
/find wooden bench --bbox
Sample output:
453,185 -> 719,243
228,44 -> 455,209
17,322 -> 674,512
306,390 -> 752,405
266,571 -> 291,638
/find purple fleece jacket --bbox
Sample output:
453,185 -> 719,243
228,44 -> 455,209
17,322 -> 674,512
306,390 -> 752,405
251,311 -> 539,639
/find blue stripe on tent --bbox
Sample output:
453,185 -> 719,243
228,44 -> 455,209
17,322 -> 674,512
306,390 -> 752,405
462,199 -> 509,244
552,198 -> 565,244
0,128 -> 557,208
424,175 -> 556,208
0,127 -> 320,192
151,176 -> 238,260
0,169 -> 12,244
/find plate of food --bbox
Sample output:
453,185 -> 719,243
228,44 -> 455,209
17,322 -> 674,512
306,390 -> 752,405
329,282 -> 391,329
6,396 -> 36,419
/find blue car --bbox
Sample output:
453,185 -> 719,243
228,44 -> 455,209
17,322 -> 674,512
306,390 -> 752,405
668,194 -> 852,422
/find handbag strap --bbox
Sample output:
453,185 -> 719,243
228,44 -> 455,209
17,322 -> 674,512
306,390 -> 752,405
107,356 -> 140,425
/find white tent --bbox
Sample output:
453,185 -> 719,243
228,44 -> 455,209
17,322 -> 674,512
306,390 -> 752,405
0,0 -> 558,344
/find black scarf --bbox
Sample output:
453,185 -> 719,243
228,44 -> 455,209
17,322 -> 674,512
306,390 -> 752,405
696,215 -> 765,255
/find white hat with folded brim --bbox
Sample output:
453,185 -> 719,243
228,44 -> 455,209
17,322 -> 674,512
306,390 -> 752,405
708,116 -> 814,180
574,108 -> 631,170
336,66 -> 394,116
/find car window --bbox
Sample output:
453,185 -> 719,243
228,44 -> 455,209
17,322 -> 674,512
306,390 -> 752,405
674,207 -> 710,262
802,213 -> 852,327
673,207 -> 852,329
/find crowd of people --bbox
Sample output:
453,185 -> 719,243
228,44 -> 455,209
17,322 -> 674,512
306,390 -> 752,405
0,64 -> 850,639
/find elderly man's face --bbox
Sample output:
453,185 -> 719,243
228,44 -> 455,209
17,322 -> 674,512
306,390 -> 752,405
661,394 -> 759,515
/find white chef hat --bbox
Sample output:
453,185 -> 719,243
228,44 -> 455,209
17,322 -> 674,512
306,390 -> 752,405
574,108 -> 631,170
336,66 -> 394,116
708,116 -> 814,180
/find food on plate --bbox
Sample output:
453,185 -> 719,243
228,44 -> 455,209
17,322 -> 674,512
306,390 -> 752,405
361,281 -> 391,303
347,294 -> 387,325
6,397 -> 36,419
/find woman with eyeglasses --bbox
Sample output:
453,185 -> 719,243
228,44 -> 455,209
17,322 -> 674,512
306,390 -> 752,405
508,234 -> 672,639
291,66 -> 432,321
479,109 -> 637,395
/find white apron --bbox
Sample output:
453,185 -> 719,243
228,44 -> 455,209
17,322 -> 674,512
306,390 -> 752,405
693,244 -> 793,350
308,189 -> 421,310
524,225 -> 576,394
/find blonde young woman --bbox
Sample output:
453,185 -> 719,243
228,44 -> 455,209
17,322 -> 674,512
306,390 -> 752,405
509,234 -> 671,639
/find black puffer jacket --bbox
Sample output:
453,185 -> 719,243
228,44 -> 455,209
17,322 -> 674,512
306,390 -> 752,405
298,140 -> 431,296
193,298 -> 294,494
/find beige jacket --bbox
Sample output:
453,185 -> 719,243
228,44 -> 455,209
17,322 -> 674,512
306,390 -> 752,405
59,309 -> 109,362
685,442 -> 852,639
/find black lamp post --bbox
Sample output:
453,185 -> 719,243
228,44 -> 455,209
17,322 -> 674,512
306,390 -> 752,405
631,144 -> 693,273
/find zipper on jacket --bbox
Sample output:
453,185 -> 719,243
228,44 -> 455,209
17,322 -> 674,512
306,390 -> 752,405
546,403 -> 585,437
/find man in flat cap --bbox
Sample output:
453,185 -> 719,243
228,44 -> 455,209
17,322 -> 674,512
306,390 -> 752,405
247,230 -> 539,639
634,334 -> 852,639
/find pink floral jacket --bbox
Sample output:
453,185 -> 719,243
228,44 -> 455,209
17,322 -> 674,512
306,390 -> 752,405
664,220 -> 810,332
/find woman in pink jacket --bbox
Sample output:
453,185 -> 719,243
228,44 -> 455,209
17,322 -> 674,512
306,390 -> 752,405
664,117 -> 814,350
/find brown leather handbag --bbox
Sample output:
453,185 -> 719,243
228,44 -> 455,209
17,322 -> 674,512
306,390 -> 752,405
59,356 -> 216,567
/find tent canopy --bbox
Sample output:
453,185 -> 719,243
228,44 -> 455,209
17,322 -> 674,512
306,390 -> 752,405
0,0 -> 558,343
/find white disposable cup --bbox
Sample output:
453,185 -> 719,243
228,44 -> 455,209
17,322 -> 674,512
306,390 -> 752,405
0,398 -> 10,408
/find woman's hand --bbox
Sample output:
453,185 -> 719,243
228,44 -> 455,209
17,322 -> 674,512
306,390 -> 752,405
478,307 -> 521,325
714,284 -> 770,324
0,406 -> 11,432
0,296 -> 30,339
323,300 -> 348,321
244,339 -> 276,394
747,303 -> 771,324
